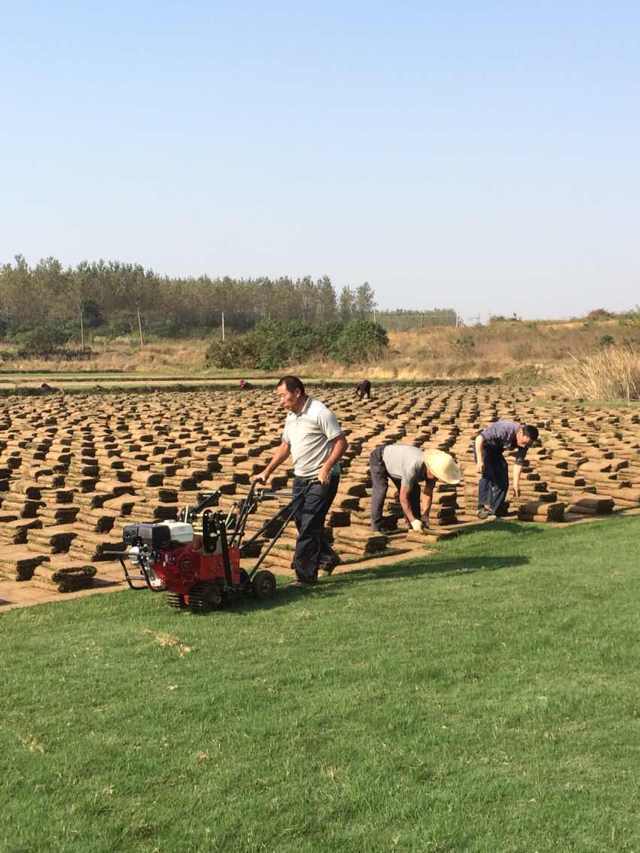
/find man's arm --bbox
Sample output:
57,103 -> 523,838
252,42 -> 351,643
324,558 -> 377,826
512,462 -> 523,498
398,484 -> 417,526
255,442 -> 291,484
474,434 -> 485,475
317,434 -> 348,484
421,479 -> 435,526
399,482 -> 424,531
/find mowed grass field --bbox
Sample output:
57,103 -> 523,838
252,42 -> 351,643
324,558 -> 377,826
2,516 -> 639,853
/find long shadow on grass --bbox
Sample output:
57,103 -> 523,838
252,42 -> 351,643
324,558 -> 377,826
217,521 -> 536,616
329,552 -> 530,587
223,552 -> 530,616
448,519 -> 545,539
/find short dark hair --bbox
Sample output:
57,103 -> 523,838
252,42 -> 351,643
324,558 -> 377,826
521,424 -> 539,442
277,375 -> 305,395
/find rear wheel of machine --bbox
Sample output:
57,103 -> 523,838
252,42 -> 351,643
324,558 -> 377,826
166,592 -> 187,609
252,570 -> 277,600
188,582 -> 224,613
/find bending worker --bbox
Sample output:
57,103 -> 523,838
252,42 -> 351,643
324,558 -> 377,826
474,420 -> 539,518
369,444 -> 461,533
255,375 -> 347,585
355,379 -> 372,400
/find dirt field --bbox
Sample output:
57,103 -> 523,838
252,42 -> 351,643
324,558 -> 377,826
1,383 -> 639,610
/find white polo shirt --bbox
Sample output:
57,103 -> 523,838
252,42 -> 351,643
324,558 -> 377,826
282,397 -> 343,478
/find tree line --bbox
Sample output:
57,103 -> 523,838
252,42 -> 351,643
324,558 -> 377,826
0,256 -> 377,348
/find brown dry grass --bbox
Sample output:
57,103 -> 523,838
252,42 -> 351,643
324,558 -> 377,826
553,347 -> 640,401
2,317 -> 638,385
298,320 -> 635,382
0,339 -> 208,374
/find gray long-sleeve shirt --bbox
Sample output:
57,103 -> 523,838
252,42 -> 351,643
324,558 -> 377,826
480,420 -> 528,463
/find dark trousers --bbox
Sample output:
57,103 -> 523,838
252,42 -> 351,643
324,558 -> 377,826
291,474 -> 340,581
369,445 -> 420,530
475,444 -> 509,514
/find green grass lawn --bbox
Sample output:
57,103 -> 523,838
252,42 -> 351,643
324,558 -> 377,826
2,517 -> 640,852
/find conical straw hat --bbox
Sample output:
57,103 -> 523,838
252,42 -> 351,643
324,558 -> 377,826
423,449 -> 462,484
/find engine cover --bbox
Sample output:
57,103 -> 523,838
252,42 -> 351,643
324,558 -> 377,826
123,521 -> 194,549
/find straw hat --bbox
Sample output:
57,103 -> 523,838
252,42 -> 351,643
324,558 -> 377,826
423,449 -> 462,484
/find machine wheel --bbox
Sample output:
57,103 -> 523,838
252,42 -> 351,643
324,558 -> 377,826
166,592 -> 187,609
252,570 -> 277,600
187,582 -> 224,613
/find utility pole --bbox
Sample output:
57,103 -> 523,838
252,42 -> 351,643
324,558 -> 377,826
79,304 -> 85,350
221,312 -> 225,341
137,307 -> 144,348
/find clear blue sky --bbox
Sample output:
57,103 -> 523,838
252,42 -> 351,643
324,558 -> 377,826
1,1 -> 638,321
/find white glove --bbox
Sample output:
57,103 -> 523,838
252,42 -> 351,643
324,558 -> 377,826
410,519 -> 424,532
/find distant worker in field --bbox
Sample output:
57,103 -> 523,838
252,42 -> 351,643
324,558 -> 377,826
239,379 -> 254,390
369,445 -> 461,533
255,376 -> 348,585
474,421 -> 539,519
355,379 -> 372,400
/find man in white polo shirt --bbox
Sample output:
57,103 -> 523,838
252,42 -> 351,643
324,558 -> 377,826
256,376 -> 348,585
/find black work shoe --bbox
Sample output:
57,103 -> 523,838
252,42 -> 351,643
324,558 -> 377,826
291,574 -> 317,587
319,555 -> 341,576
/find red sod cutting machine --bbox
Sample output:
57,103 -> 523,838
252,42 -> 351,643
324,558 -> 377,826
119,484 -> 298,612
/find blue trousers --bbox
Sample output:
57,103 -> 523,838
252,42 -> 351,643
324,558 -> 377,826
475,444 -> 509,514
291,474 -> 340,581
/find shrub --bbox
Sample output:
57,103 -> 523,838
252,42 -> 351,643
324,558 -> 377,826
587,308 -> 613,320
330,320 -> 389,365
13,323 -> 74,355
598,334 -> 615,349
205,320 -> 324,371
205,318 -> 389,370
205,334 -> 261,369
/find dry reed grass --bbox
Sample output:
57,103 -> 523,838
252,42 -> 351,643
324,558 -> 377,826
553,347 -> 640,401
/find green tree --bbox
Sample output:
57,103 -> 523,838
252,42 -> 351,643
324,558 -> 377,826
354,281 -> 376,316
339,286 -> 355,321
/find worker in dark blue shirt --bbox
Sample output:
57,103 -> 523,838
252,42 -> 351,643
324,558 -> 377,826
474,420 -> 539,518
